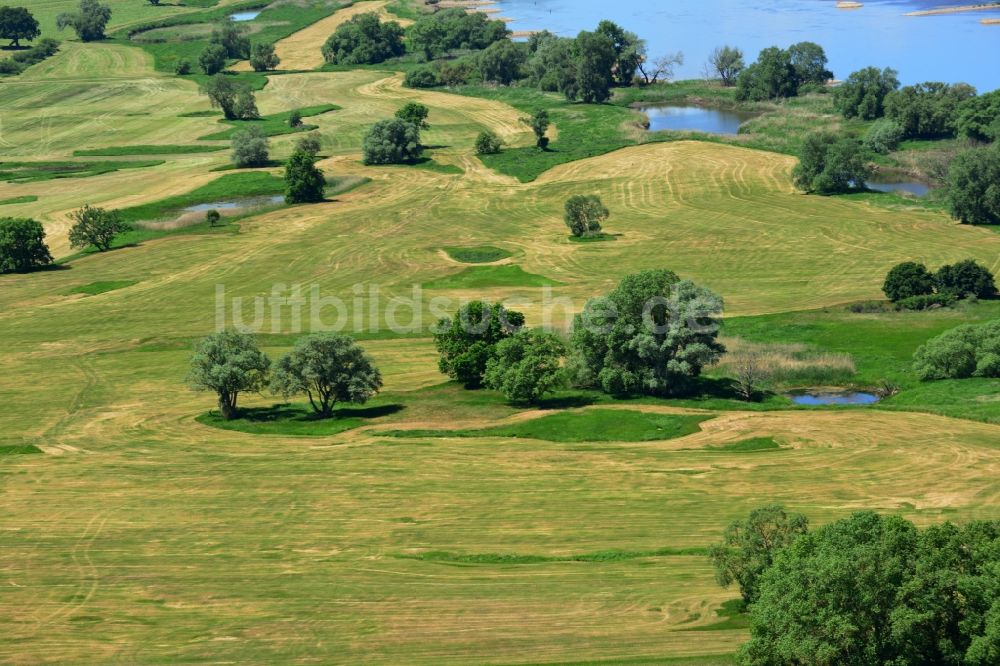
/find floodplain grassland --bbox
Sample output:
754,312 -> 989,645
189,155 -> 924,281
1,1 -> 999,663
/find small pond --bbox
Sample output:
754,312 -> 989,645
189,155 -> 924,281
789,391 -> 880,406
183,195 -> 283,214
230,10 -> 262,22
637,105 -> 756,135
864,180 -> 932,197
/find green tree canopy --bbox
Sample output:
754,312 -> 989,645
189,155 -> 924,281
394,102 -> 430,129
362,118 -> 422,165
936,259 -> 997,299
187,331 -> 271,420
522,108 -> 551,149
569,30 -> 616,103
211,20 -> 250,59
736,46 -> 798,102
947,144 -> 1000,225
56,0 -> 112,42
199,43 -> 228,75
564,194 -> 609,238
884,81 -> 977,139
67,205 -> 130,252
434,301 -> 525,389
569,270 -> 726,397
707,45 -> 744,86
231,125 -> 269,168
284,147 -> 325,204
478,39 -> 526,86
249,42 -> 280,72
834,66 -> 900,120
0,6 -> 40,47
956,89 -> 1000,143
883,261 -> 936,302
270,334 -> 382,417
321,12 -> 405,65
793,131 -> 872,194
0,217 -> 52,274
484,329 -> 566,404
913,320 -> 1000,380
787,41 -> 832,86
407,8 -> 508,61
200,74 -> 245,119
474,130 -> 502,155
595,19 -> 644,86
709,505 -> 809,605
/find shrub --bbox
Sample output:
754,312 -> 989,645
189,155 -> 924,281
175,58 -> 192,75
403,65 -> 440,89
231,125 -> 269,168
847,300 -> 891,314
434,301 -> 525,389
187,331 -> 270,420
863,119 -> 904,154
894,293 -> 956,311
439,58 -> 476,86
913,320 -> 1000,380
483,330 -> 565,404
270,334 -> 382,416
935,259 -> 997,299
474,130 -> 502,155
362,118 -> 422,165
569,270 -> 726,397
0,217 -> 52,273
564,194 -> 609,238
882,261 -> 936,302
67,205 -> 130,252
321,12 -> 404,65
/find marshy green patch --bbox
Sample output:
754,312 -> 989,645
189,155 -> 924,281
443,246 -> 513,264
387,409 -> 712,443
73,145 -> 227,157
0,160 -> 165,184
423,264 -> 561,289
198,105 -> 339,141
196,403 -> 404,437
0,195 -> 38,206
0,444 -> 42,456
67,281 -> 139,296
706,437 -> 782,453
117,172 -> 285,224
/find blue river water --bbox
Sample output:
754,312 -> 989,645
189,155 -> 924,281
493,0 -> 1000,91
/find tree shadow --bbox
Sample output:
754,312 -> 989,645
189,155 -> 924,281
533,393 -> 598,410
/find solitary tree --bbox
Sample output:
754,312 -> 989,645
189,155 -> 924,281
187,331 -> 271,420
205,209 -> 221,227
0,6 -> 40,48
564,194 -> 609,238
284,147 -> 325,204
67,205 -> 130,252
913,321 -> 1000,380
570,270 -> 726,397
231,125 -> 269,168
288,109 -> 302,128
249,42 -> 280,72
0,217 -> 52,274
434,301 -> 525,388
787,41 -> 832,87
484,330 -> 566,404
201,75 -> 246,119
270,334 -> 382,417
882,261 -> 936,302
362,118 -> 422,165
56,0 -> 111,42
947,144 -> 1000,226
637,52 -> 684,86
474,130 -> 502,155
199,43 -> 228,75
709,504 -> 809,605
522,109 -> 550,149
707,45 -> 744,86
595,19 -> 644,86
394,102 -> 430,129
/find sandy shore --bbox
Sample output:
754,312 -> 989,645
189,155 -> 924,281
905,3 -> 1000,17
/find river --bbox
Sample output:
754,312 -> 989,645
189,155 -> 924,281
492,0 -> 1000,91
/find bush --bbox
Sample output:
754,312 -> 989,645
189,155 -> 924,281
847,300 -> 891,314
231,126 -> 269,168
362,118 -> 422,165
321,12 -> 404,65
894,293 -> 956,311
288,109 -> 302,128
936,259 -> 997,299
569,270 -> 726,397
913,320 -> 1000,380
175,58 -> 192,75
434,301 -> 525,388
439,58 -> 477,86
403,65 -> 440,89
863,119 -> 904,154
564,194 -> 609,238
882,261 -> 936,302
474,130 -> 502,155
0,218 -> 52,273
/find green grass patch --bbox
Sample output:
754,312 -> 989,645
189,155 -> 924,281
197,104 -> 339,141
568,233 -> 620,243
0,444 -> 42,456
387,409 -> 713,443
0,195 -> 38,206
707,437 -> 781,453
688,599 -> 750,632
67,280 -> 139,296
423,264 -> 561,289
395,546 -> 709,565
0,160 -> 164,184
453,86 -> 639,182
196,402 -> 404,437
73,145 -> 227,157
443,246 -> 512,264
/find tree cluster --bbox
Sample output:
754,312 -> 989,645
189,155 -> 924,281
913,320 -> 1000,381
188,331 -> 381,420
885,81 -> 977,139
201,75 -> 259,120
735,42 -> 832,102
362,116 -> 423,165
56,0 -> 111,43
321,12 -> 405,65
407,8 -> 509,61
0,37 -> 59,76
883,259 -> 996,307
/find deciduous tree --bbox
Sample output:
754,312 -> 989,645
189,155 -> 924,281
434,301 -> 525,389
67,205 -> 130,252
187,331 -> 270,420
0,6 -> 40,47
0,217 -> 52,273
484,330 -> 565,404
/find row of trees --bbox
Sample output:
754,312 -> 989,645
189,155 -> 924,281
883,259 -> 996,307
188,331 -> 382,420
712,506 -> 1000,665
432,269 -> 726,404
